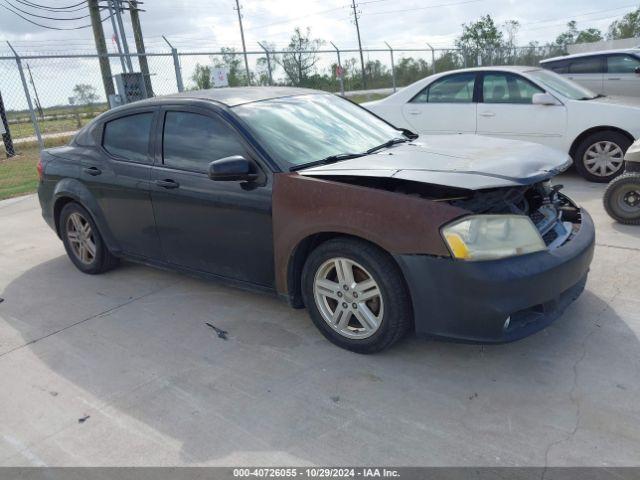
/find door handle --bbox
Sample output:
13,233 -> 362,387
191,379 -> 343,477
479,111 -> 495,117
407,109 -> 422,115
607,77 -> 621,80
83,166 -> 102,176
156,179 -> 180,189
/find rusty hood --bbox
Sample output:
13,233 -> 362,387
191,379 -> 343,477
297,134 -> 571,190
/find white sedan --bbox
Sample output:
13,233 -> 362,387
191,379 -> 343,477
364,66 -> 640,182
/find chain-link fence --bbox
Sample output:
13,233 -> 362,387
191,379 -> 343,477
0,42 -> 570,199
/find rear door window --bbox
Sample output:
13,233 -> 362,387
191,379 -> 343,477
568,56 -> 603,74
102,113 -> 154,163
606,54 -> 640,73
162,111 -> 246,173
411,72 -> 476,103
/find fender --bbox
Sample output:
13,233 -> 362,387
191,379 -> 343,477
52,178 -> 122,254
272,173 -> 467,296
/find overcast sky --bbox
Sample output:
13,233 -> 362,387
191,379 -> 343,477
0,0 -> 638,55
0,0 -> 637,111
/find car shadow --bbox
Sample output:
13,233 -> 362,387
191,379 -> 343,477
1,255 -> 639,466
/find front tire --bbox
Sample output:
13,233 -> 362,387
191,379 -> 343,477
301,238 -> 412,353
574,131 -> 631,183
603,174 -> 640,225
60,202 -> 119,274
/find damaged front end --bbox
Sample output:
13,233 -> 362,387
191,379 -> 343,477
447,181 -> 582,252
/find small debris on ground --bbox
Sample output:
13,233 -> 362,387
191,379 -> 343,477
49,391 -> 58,397
331,396 -> 340,403
468,392 -> 478,400
205,322 -> 228,340
78,415 -> 90,423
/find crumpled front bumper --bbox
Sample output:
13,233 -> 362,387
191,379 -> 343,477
394,209 -> 595,343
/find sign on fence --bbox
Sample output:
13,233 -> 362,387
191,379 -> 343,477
211,67 -> 229,88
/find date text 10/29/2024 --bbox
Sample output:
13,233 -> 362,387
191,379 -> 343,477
233,468 -> 400,478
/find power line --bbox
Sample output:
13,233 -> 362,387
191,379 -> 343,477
12,0 -> 88,11
2,0 -> 91,20
0,2 -> 113,29
364,0 -> 483,16
244,5 -> 348,31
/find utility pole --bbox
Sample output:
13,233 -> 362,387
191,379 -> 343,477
129,0 -> 154,95
26,63 -> 44,118
88,0 -> 115,100
107,0 -> 127,72
351,0 -> 366,89
113,0 -> 134,72
234,0 -> 251,86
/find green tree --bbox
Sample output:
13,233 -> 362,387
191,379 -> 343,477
434,51 -> 463,72
72,84 -> 99,106
455,14 -> 505,65
575,28 -> 603,43
277,27 -> 324,86
191,63 -> 212,90
608,7 -> 640,39
555,21 -> 603,47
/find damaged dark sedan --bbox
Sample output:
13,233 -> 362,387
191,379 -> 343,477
37,87 -> 595,353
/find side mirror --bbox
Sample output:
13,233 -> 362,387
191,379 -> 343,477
208,155 -> 258,182
532,93 -> 560,106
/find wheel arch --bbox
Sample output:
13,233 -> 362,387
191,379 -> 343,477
569,126 -> 635,160
52,179 -> 119,252
284,232 -> 410,310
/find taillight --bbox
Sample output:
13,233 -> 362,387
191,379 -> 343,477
37,158 -> 43,181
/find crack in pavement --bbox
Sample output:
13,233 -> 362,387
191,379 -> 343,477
0,283 -> 175,360
595,243 -> 640,252
540,289 -> 621,479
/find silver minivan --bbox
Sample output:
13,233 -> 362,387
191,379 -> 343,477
540,49 -> 640,97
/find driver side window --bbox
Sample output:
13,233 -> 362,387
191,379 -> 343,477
163,111 -> 247,173
411,73 -> 476,104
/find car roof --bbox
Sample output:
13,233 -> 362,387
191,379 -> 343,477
435,65 -> 541,73
130,86 -> 322,108
541,48 -> 640,64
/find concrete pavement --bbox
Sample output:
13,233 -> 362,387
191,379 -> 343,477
0,173 -> 639,466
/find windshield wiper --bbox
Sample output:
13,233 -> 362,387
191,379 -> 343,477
366,137 -> 410,154
290,152 -> 366,171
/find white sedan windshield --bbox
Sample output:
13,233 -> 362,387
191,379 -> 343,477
233,94 -> 403,168
527,69 -> 598,100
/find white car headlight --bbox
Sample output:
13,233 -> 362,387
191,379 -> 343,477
442,214 -> 547,261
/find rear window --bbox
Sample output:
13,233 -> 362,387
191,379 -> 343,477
102,112 -> 154,163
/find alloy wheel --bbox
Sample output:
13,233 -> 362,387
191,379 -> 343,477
583,141 -> 624,177
66,212 -> 97,265
313,257 -> 384,339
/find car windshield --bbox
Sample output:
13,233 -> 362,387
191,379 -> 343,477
527,69 -> 598,100
233,93 -> 405,169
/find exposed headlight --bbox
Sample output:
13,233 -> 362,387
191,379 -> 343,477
442,214 -> 547,261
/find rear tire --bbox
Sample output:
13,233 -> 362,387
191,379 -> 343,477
60,202 -> 119,274
574,131 -> 631,183
301,238 -> 412,353
603,174 -> 640,225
